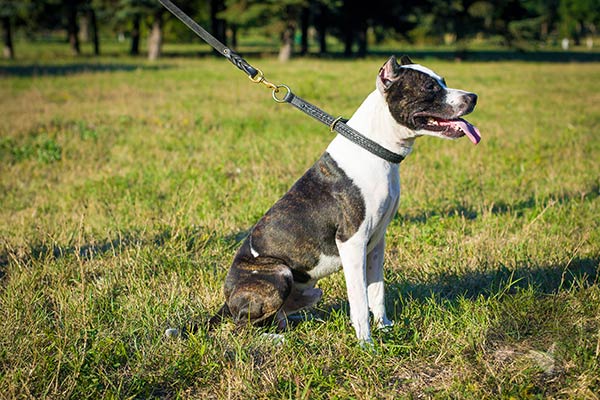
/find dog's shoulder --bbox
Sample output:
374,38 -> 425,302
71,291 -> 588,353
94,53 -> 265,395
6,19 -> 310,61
270,152 -> 366,237
242,152 -> 367,271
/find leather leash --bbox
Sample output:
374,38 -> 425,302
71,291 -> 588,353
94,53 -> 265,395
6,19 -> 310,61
158,0 -> 404,164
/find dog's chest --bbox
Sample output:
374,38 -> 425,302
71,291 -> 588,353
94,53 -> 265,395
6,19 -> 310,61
329,137 -> 400,230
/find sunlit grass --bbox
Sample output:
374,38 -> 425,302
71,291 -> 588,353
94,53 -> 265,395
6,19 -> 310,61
0,46 -> 599,398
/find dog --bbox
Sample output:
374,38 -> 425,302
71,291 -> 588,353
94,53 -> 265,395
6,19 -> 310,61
209,55 -> 480,344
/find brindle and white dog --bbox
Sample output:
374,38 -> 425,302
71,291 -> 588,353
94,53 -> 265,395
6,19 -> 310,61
210,55 -> 480,344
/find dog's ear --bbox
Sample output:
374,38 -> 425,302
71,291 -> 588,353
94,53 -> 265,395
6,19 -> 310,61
377,55 -> 402,94
399,55 -> 413,65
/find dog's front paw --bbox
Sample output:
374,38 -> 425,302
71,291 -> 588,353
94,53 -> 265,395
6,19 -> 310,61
359,337 -> 374,349
375,317 -> 394,331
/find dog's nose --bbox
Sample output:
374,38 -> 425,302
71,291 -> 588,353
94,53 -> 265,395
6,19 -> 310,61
460,93 -> 477,113
467,93 -> 478,106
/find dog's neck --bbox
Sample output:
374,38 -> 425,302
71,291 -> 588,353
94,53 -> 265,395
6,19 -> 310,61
345,90 -> 415,160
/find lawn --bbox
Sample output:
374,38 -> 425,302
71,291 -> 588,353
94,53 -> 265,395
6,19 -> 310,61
1,44 -> 599,398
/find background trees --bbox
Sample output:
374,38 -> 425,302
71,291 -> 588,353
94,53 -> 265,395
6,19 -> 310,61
1,0 -> 598,60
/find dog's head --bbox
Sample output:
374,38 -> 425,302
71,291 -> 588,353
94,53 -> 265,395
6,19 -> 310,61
377,55 -> 481,144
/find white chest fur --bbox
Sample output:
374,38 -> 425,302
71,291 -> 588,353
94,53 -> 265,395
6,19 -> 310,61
308,253 -> 342,280
326,90 -> 408,244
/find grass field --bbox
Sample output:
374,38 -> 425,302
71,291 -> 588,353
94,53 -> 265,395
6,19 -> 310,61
1,44 -> 600,398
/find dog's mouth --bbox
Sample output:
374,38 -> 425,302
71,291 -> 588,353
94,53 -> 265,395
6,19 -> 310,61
415,115 -> 481,144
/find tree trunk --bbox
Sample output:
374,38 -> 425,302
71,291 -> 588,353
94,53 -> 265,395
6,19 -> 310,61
540,21 -> 548,41
210,0 -> 227,56
343,29 -> 353,57
79,14 -> 89,42
89,8 -> 100,56
66,0 -> 80,55
130,14 -> 140,55
230,25 -> 238,48
300,6 -> 309,55
573,20 -> 582,45
278,22 -> 295,62
356,25 -> 367,58
341,0 -> 354,57
318,29 -> 327,55
148,10 -> 163,61
2,17 -> 14,59
315,3 -> 328,55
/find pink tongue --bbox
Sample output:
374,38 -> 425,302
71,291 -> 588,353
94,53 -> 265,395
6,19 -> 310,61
440,118 -> 481,144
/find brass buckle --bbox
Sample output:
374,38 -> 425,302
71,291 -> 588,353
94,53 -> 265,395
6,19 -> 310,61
330,116 -> 344,132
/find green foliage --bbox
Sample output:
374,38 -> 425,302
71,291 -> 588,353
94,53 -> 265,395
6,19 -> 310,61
3,0 -> 600,59
219,0 -> 307,32
558,0 -> 600,37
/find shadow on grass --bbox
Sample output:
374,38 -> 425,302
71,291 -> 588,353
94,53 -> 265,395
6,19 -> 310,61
398,182 -> 600,224
0,63 -> 172,77
306,256 -> 600,327
388,257 -> 599,304
1,184 -> 597,317
0,225 -> 217,272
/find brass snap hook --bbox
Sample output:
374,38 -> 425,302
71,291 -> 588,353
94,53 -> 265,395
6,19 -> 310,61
248,68 -> 277,90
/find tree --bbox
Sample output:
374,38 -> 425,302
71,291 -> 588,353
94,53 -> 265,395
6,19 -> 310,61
116,0 -> 171,60
147,7 -> 164,60
220,0 -> 307,62
278,4 -> 300,61
313,0 -> 335,54
0,1 -> 18,59
338,0 -> 370,57
2,15 -> 13,59
114,0 -> 143,55
299,3 -> 309,55
65,0 -> 82,55
0,0 -> 44,59
518,0 -> 560,41
558,0 -> 600,44
80,0 -> 101,55
210,0 -> 227,55
131,13 -> 141,54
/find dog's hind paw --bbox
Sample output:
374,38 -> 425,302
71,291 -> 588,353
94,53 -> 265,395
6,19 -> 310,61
261,333 -> 285,346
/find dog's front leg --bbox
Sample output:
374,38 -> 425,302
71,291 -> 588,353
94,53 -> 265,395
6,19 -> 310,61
367,237 -> 393,329
337,238 -> 371,344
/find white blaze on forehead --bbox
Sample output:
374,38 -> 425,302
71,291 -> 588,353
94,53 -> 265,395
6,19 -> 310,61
401,64 -> 445,87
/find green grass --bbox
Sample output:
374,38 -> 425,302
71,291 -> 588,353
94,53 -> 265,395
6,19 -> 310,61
1,45 -> 599,398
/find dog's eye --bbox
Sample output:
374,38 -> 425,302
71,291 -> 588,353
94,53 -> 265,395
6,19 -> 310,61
425,81 -> 440,92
